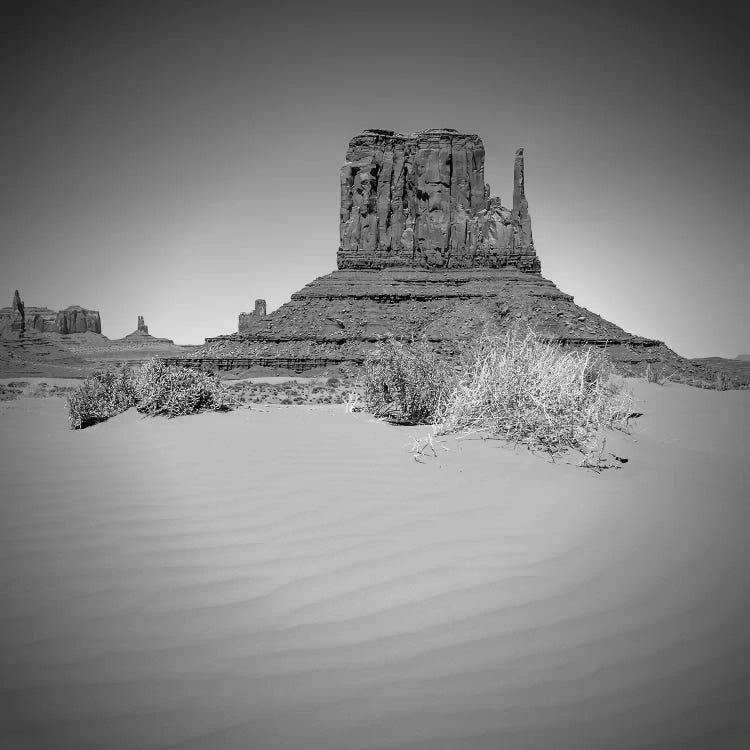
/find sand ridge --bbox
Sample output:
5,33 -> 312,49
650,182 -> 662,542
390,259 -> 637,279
0,381 -> 748,749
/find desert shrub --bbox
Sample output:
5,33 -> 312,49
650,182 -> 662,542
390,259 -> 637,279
67,359 -> 236,428
326,377 -> 341,387
436,328 -> 633,454
67,365 -> 137,429
132,358 -> 235,418
363,338 -> 455,424
645,362 -> 674,385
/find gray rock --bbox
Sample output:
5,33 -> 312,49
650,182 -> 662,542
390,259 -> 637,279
55,306 -> 101,334
338,129 -> 540,272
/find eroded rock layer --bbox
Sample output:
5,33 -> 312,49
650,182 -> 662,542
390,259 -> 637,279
176,268 -> 684,375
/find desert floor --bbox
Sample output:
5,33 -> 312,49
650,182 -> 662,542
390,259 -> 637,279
0,380 -> 748,750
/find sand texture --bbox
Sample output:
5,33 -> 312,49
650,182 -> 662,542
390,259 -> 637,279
1,382 -> 749,749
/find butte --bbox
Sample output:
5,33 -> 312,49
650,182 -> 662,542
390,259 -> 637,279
172,128 -> 692,375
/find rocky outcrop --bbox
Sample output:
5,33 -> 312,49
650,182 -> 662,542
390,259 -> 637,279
184,267 -> 675,373
0,293 -> 101,334
55,306 -> 101,334
238,299 -> 267,334
12,290 -> 25,332
338,129 -> 539,272
121,315 -> 174,344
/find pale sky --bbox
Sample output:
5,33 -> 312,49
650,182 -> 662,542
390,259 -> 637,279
1,0 -> 748,357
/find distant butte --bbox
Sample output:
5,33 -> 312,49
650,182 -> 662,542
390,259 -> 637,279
0,291 -> 101,335
120,316 -> 174,344
169,129 -> 704,377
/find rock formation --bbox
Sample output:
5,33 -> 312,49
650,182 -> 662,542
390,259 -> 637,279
238,299 -> 267,334
12,290 -> 25,332
54,306 -> 102,334
338,129 -> 538,272
167,128 -> 695,376
0,294 -> 101,335
121,315 -> 174,344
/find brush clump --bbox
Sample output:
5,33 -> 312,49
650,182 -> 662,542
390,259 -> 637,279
67,365 -> 137,430
363,339 -> 455,424
132,358 -> 234,418
363,328 -> 633,456
67,359 -> 236,429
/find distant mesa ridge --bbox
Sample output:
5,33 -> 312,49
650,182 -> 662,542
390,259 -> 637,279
0,290 -> 101,334
158,127 -> 691,376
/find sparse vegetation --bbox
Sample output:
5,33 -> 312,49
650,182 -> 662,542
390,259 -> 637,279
361,328 -> 635,458
67,365 -> 137,429
363,338 -> 455,424
132,358 -> 236,418
67,359 -> 237,429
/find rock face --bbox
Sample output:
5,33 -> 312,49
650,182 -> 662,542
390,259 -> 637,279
338,129 -> 539,272
238,299 -> 267,334
0,294 -> 101,335
12,290 -> 25,332
137,316 -> 149,334
55,306 -> 102,334
169,128 -> 693,376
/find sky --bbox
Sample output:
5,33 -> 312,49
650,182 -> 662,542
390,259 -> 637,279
1,0 -> 748,356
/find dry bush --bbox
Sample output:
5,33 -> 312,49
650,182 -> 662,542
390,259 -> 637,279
436,328 -> 633,455
133,358 -> 236,417
67,365 -> 137,429
645,362 -> 675,385
363,338 -> 455,424
67,359 -> 236,429
360,329 -> 634,458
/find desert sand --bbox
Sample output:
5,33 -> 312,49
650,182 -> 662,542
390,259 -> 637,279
0,380 -> 748,749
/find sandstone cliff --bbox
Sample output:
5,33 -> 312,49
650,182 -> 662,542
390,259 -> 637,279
338,129 -> 538,272
54,306 -> 102,334
0,294 -> 101,335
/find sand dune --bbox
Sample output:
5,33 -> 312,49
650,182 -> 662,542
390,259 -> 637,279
0,381 -> 748,749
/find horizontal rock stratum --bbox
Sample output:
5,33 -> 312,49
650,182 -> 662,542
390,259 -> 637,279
171,128 -> 697,376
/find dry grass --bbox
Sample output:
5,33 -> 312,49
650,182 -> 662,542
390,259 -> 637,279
362,339 -> 455,424
437,329 -> 634,454
362,328 -> 635,459
67,359 -> 237,429
67,366 -> 137,429
133,359 -> 236,418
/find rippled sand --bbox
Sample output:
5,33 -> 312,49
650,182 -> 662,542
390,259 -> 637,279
1,382 -> 748,749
